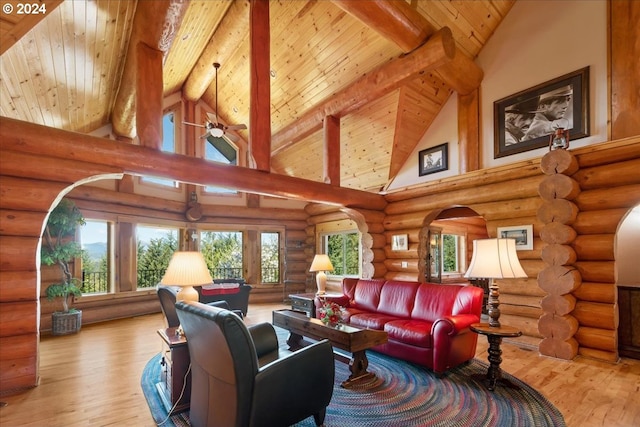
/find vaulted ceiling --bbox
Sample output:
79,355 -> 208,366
0,0 -> 515,193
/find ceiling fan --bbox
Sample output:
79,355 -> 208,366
183,62 -> 247,142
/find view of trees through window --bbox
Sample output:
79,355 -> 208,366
137,226 -> 178,288
325,232 -> 359,276
442,234 -> 465,274
80,220 -> 109,294
200,231 -> 243,279
261,232 -> 279,283
80,224 -> 282,293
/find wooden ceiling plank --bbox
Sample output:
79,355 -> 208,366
0,0 -> 63,55
182,1 -> 243,101
0,51 -> 32,122
37,14 -> 62,130
271,26 -> 456,155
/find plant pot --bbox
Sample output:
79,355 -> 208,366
52,310 -> 82,335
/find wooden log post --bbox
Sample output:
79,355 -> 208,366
537,148 -> 582,360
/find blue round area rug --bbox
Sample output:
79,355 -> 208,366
292,351 -> 565,427
142,349 -> 565,427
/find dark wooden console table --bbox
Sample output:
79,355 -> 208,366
156,327 -> 191,414
470,322 -> 522,391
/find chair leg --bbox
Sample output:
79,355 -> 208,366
313,408 -> 327,426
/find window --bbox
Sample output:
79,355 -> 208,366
136,225 -> 178,289
80,220 -> 111,294
200,231 -> 243,279
442,233 -> 466,275
261,232 -> 280,283
141,111 -> 179,188
203,135 -> 237,194
323,231 -> 360,277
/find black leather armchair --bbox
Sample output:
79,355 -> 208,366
175,300 -> 335,427
157,285 -> 242,328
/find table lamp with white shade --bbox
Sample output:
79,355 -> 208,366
160,251 -> 213,302
310,254 -> 334,295
464,238 -> 527,328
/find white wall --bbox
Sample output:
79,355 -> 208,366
387,0 -> 608,191
617,206 -> 640,286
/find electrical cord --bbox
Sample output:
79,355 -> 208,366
157,362 -> 192,426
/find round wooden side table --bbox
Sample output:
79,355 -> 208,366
470,322 -> 522,391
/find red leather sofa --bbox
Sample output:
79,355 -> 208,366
316,278 -> 484,374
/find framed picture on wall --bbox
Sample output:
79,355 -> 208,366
497,225 -> 534,251
391,234 -> 408,251
418,143 -> 448,176
493,66 -> 590,158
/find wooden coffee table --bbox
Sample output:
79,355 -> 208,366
272,309 -> 388,388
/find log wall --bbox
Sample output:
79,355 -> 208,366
0,147 -> 310,394
383,137 -> 640,354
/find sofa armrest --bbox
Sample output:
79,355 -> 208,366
248,322 -> 279,359
433,313 -> 480,337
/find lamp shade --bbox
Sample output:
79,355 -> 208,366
464,238 -> 527,279
160,251 -> 213,290
309,254 -> 334,272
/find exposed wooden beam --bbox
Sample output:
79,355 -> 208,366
331,0 -> 436,52
183,1 -> 245,102
458,89 -> 480,172
271,27 -> 456,154
323,115 -> 341,185
0,117 -> 387,211
111,0 -> 188,139
610,0 -> 640,140
136,43 -> 163,150
249,0 -> 271,172
332,0 -> 483,95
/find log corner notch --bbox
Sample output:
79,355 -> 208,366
537,148 -> 582,360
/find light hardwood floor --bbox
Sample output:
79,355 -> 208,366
1,303 -> 638,427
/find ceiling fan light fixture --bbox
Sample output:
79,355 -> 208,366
210,127 -> 224,138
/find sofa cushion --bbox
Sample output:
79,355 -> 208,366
348,312 -> 398,330
376,280 -> 420,318
384,319 -> 433,348
351,279 -> 385,312
411,283 -> 461,322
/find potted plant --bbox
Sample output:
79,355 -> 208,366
41,198 -> 86,335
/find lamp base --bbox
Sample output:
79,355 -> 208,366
315,271 -> 327,295
177,285 -> 199,302
487,279 -> 501,327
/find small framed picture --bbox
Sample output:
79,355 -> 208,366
391,234 -> 408,251
497,225 -> 534,251
418,143 -> 448,176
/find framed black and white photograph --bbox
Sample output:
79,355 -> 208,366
418,143 -> 448,176
497,225 -> 533,251
391,234 -> 408,251
494,67 -> 589,158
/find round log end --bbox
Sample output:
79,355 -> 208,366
539,336 -> 579,360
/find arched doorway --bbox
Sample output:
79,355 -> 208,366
616,204 -> 640,359
418,206 -> 488,284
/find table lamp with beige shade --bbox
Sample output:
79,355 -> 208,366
310,254 -> 334,295
464,238 -> 527,328
160,251 -> 213,302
